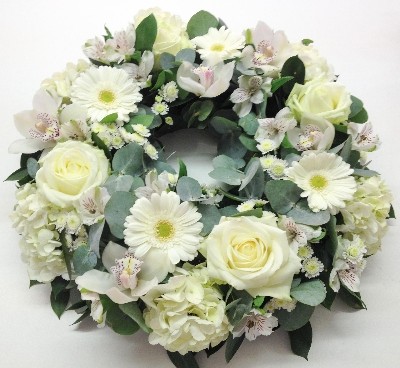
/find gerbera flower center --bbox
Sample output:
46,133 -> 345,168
155,220 -> 175,241
309,174 -> 328,191
98,89 -> 116,104
210,43 -> 225,52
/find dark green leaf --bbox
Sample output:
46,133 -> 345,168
238,113 -> 259,136
106,304 -> 140,335
72,244 -> 97,276
176,176 -> 202,201
339,286 -> 367,310
151,70 -> 173,91
4,167 -> 29,182
70,308 -> 90,326
388,204 -> 396,219
226,290 -> 253,325
326,215 -> 338,257
26,158 -> 39,179
104,191 -> 135,238
271,76 -> 294,93
350,107 -> 368,124
29,280 -> 42,288
349,96 -> 364,119
198,100 -> 214,121
210,116 -> 240,134
218,132 -> 247,159
291,280 -> 327,306
135,14 -> 157,51
225,333 -> 245,363
167,351 -> 199,368
286,199 -> 330,226
129,114 -> 154,127
178,159 -> 187,178
288,322 -> 312,360
60,231 -> 72,281
281,56 -> 305,94
197,204 -> 221,236
206,340 -> 226,358
50,287 -> 70,319
187,10 -> 219,39
112,142 -> 144,176
51,277 -> 69,299
275,302 -> 315,331
265,180 -> 302,214
91,132 -> 111,160
67,301 -> 87,311
321,285 -> 337,310
119,302 -> 150,333
99,112 -> 118,125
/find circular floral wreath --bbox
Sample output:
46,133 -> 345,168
8,8 -> 394,368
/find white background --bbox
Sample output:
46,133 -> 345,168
1,1 -> 399,367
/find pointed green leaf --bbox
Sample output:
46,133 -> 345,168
119,302 -> 150,333
225,333 -> 245,363
166,351 -> 199,368
187,10 -> 219,39
289,322 -> 312,360
4,167 -> 29,182
281,56 -> 305,94
135,14 -> 157,51
106,303 -> 140,335
99,112 -> 118,125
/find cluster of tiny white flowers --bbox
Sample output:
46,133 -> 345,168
151,81 -> 179,125
237,199 -> 267,212
91,122 -> 125,149
260,154 -> 288,179
119,123 -> 158,160
265,298 -> 297,312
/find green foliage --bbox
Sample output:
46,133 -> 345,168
167,351 -> 199,368
72,244 -> 97,276
176,176 -> 202,201
271,76 -> 294,93
112,142 -> 144,176
209,167 -> 245,185
175,48 -> 196,64
103,174 -> 135,195
291,280 -> 327,306
339,286 -> 367,310
104,191 -> 135,238
231,208 -> 263,218
99,112 -> 118,125
226,289 -> 253,326
225,333 -> 245,363
187,10 -> 219,39
159,53 -> 175,70
210,116 -> 240,134
326,215 -> 338,257
60,230 -> 72,280
106,303 -> 140,335
350,108 -> 369,124
302,39 -> 314,46
50,277 -> 70,319
129,114 -> 154,128
286,199 -> 330,226
353,168 -> 379,177
5,167 -> 29,182
218,132 -> 247,159
349,95 -> 364,119
238,134 -> 258,152
253,296 -> 265,308
198,100 -> 214,121
135,14 -> 157,51
178,159 -> 187,178
26,158 -> 39,179
29,280 -> 42,288
197,204 -> 221,236
238,113 -> 259,136
87,219 -> 104,257
151,69 -> 173,91
91,132 -> 111,159
275,302 -> 315,331
288,322 -> 312,360
239,158 -> 262,191
265,180 -> 302,214
119,302 -> 150,333
213,155 -> 245,170
281,56 -> 306,94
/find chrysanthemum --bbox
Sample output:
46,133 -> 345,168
192,26 -> 245,66
285,152 -> 356,213
71,66 -> 142,123
123,191 -> 203,281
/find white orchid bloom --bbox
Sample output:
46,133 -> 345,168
287,113 -> 335,152
231,75 -> 272,117
9,89 -> 61,154
120,50 -> 154,88
75,241 -> 158,304
239,21 -> 294,76
177,61 -> 235,98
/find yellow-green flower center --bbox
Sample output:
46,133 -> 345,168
210,43 -> 224,52
309,174 -> 328,190
99,90 -> 116,104
155,220 -> 175,241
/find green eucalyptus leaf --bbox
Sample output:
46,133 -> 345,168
135,14 -> 157,51
238,113 -> 259,136
119,302 -> 150,333
212,155 -> 245,170
218,133 -> 247,159
112,142 -> 143,176
176,176 -> 202,201
129,114 -> 154,127
340,137 -> 352,163
159,52 -> 175,70
275,302 -> 315,331
291,280 -> 327,306
103,174 -> 135,195
167,351 -> 199,368
209,167 -> 245,186
4,167 -> 29,182
175,48 -> 196,64
225,333 -> 245,363
104,191 -> 135,239
349,95 -> 364,118
286,199 -> 330,226
265,180 -> 302,214
198,100 -> 214,121
72,244 -> 97,276
88,220 -> 105,258
353,168 -> 379,177
239,159 -> 261,191
231,208 -> 263,218
197,204 -> 221,236
239,133 -> 258,152
26,158 -> 39,179
289,322 -> 312,360
210,116 -> 240,134
187,10 -> 219,39
350,107 -> 368,124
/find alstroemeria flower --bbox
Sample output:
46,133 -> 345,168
287,113 -> 335,152
239,21 -> 294,76
348,121 -> 380,152
233,309 -> 278,341
9,89 -> 60,154
75,241 -> 158,304
177,61 -> 235,98
120,50 -> 154,88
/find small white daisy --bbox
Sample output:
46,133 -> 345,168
297,245 -> 314,259
237,199 -> 256,212
192,26 -> 245,66
265,298 -> 297,312
260,155 -> 275,170
71,66 -> 142,123
144,142 -> 159,160
151,101 -> 169,115
342,236 -> 367,264
161,81 -> 179,103
301,257 -> 324,278
285,152 -> 357,213
267,158 -> 288,180
124,191 -> 203,281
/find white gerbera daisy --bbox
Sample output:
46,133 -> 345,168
192,26 -> 245,66
285,152 -> 356,213
123,191 -> 203,281
71,66 -> 142,123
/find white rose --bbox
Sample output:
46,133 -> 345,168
205,214 -> 301,299
286,79 -> 352,124
36,141 -> 109,208
134,8 -> 193,57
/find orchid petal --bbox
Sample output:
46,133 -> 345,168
107,287 -> 136,304
8,138 -> 54,154
177,62 -> 205,96
32,89 -> 58,116
102,241 -> 127,272
14,110 -> 37,138
60,103 -> 87,124
75,269 -> 115,294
